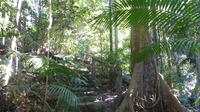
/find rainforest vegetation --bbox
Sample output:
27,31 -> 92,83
0,0 -> 200,112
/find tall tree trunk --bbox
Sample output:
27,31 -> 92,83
4,0 -> 22,86
114,27 -> 118,51
163,34 -> 173,88
44,0 -> 53,111
109,0 -> 113,53
194,0 -> 200,90
174,53 -> 182,78
195,53 -> 200,89
166,51 -> 173,88
15,0 -> 23,74
116,26 -> 188,112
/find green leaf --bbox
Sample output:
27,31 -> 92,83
48,85 -> 79,107
93,0 -> 199,35
134,38 -> 200,63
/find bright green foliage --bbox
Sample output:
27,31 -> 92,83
94,0 -> 199,35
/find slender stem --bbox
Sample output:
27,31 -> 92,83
109,0 -> 113,53
44,0 -> 52,111
163,34 -> 173,88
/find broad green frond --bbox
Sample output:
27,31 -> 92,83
135,39 -> 200,63
195,97 -> 200,105
48,85 -> 79,107
94,0 -> 199,35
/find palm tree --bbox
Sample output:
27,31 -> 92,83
94,0 -> 200,112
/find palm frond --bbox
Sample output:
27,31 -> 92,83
194,97 -> 200,105
134,38 -> 200,63
94,0 -> 199,35
48,85 -> 79,107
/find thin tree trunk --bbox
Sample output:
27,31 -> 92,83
163,35 -> 173,88
114,27 -> 118,51
194,1 -> 200,89
157,30 -> 164,74
195,53 -> 200,88
15,0 -> 23,74
1,28 -> 5,46
167,51 -> 173,88
174,53 -> 182,77
109,0 -> 113,53
16,0 -> 22,26
44,0 -> 53,111
4,0 -> 22,86
2,37 -> 5,46
111,0 -> 122,92
152,27 -> 162,73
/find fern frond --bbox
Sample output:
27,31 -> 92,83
48,85 -> 79,107
135,39 -> 200,63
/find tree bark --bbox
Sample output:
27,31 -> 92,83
44,0 -> 53,111
163,34 -> 173,88
15,0 -> 23,75
114,27 -> 118,51
109,0 -> 113,53
195,53 -> 200,89
116,26 -> 188,112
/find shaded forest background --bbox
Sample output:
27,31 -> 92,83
0,0 -> 199,112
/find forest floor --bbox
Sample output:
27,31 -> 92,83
0,53 -> 199,112
71,75 -> 126,112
